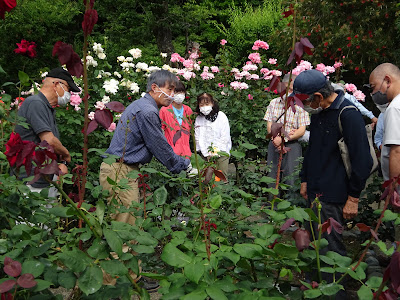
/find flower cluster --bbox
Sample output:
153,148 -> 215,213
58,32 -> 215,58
14,40 -> 36,58
93,42 -> 106,59
252,40 -> 269,51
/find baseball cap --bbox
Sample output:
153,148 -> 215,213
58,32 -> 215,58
46,67 -> 80,92
292,69 -> 328,95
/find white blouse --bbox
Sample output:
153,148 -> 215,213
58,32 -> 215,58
195,111 -> 232,157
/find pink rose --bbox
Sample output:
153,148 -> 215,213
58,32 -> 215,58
268,58 -> 277,65
220,39 -> 227,45
248,94 -> 253,100
334,61 -> 343,69
345,83 -> 357,93
107,122 -> 116,132
248,53 -> 261,64
211,66 -> 219,73
353,90 -> 365,101
316,63 -> 326,72
70,94 -> 82,106
252,40 -> 269,51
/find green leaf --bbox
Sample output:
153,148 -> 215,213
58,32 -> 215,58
210,195 -> 222,209
319,283 -> 343,296
260,176 -> 276,184
18,71 -> 30,85
257,224 -> 274,239
22,260 -> 44,277
181,289 -> 207,300
273,244 -> 298,259
233,243 -> 262,259
0,65 -> 6,74
382,210 -> 398,222
48,206 -> 75,217
366,276 -> 383,289
96,200 -> 105,224
230,150 -> 245,159
320,267 -> 335,273
206,286 -> 228,300
131,245 -> 155,254
31,279 -> 52,292
104,228 -> 123,257
326,251 -> 351,267
78,265 -> 103,295
161,243 -> 192,268
153,186 -> 168,206
58,271 -> 76,289
241,143 -> 257,150
277,200 -> 291,210
218,251 -> 240,265
285,207 -> 310,222
357,285 -> 373,300
184,261 -> 204,283
87,239 -> 109,259
57,250 -> 91,273
304,289 -> 322,299
100,260 -> 128,277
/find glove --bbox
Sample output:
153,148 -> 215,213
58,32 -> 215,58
186,163 -> 198,177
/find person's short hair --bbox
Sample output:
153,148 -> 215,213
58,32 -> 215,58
146,70 -> 178,92
175,81 -> 186,93
195,93 -> 219,114
307,82 -> 334,103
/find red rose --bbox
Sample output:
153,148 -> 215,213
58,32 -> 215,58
14,40 -> 36,58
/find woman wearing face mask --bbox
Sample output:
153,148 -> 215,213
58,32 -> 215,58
195,93 -> 232,178
159,81 -> 193,158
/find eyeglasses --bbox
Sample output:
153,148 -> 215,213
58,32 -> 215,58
54,81 -> 71,92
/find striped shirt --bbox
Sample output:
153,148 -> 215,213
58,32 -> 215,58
264,97 -> 310,133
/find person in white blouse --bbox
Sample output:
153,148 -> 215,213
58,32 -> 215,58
195,93 -> 232,178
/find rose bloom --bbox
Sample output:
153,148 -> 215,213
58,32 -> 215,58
108,122 -> 116,132
268,58 -> 277,65
70,94 -> 82,106
248,94 -> 253,100
220,39 -> 227,45
252,40 -> 269,51
242,63 -> 258,72
325,66 -> 335,75
334,61 -> 343,69
14,40 -> 36,58
170,53 -> 184,63
345,83 -> 357,93
353,90 -> 366,101
94,101 -> 106,110
160,52 -> 167,58
316,63 -> 326,72
210,66 -> 219,73
128,48 -> 142,59
88,112 -> 95,120
218,83 -> 224,88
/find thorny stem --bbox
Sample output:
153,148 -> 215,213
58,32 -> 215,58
316,200 -> 322,283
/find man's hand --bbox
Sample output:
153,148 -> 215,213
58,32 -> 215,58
370,117 -> 378,130
272,136 -> 283,148
61,153 -> 71,163
58,163 -> 68,175
343,196 -> 359,219
186,163 -> 198,177
300,182 -> 308,200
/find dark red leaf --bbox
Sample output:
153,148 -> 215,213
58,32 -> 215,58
27,173 -> 42,185
17,273 -> 37,289
300,37 -> 314,49
83,0 -> 95,9
105,101 -> 125,113
203,167 -> 214,184
329,217 -> 343,234
383,178 -> 393,188
268,76 -> 280,92
289,99 -> 296,113
286,49 -> 296,65
52,41 -> 73,65
181,129 -> 190,136
87,119 -> 99,135
271,122 -> 283,138
213,169 -> 227,182
173,130 -> 182,146
381,187 -> 390,200
293,96 -> 305,108
94,109 -> 113,130
381,289 -> 398,300
389,252 -> 400,293
66,52 -> 83,78
39,160 -> 60,175
4,257 -> 21,277
292,228 -> 311,251
82,9 -> 98,36
0,280 -> 16,293
304,46 -> 314,56
356,223 -> 370,232
279,218 -> 295,233
294,42 -> 303,58
282,9 -> 294,18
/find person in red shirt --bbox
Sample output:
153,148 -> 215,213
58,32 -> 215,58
159,81 -> 193,158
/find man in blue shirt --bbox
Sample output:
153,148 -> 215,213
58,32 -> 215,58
296,70 -> 372,253
99,70 -> 195,286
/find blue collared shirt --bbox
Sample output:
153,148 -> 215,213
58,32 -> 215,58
300,92 -> 372,203
106,93 -> 190,173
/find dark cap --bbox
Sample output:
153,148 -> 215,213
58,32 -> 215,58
46,67 -> 80,92
293,69 -> 327,95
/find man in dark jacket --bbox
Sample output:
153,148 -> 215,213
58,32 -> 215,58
296,70 -> 372,255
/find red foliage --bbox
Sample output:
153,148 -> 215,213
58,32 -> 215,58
319,217 -> 343,235
52,41 -> 83,77
292,228 -> 311,252
82,9 -> 98,36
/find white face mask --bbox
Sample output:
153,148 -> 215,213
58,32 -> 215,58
200,105 -> 213,115
303,106 -> 322,114
173,93 -> 185,104
56,84 -> 71,106
376,103 -> 388,113
155,85 -> 174,101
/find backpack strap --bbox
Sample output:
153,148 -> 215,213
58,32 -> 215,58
338,105 -> 358,135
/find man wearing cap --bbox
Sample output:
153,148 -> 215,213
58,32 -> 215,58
264,74 -> 310,197
14,67 -> 79,193
296,70 -> 372,257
